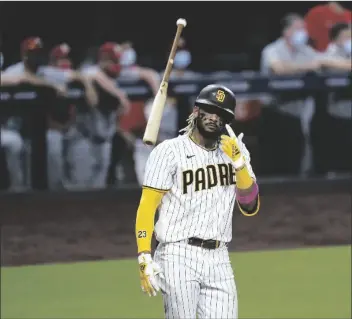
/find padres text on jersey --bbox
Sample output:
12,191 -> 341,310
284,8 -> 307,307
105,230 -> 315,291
143,134 -> 256,244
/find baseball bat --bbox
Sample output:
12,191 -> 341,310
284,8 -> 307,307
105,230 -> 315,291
142,18 -> 187,146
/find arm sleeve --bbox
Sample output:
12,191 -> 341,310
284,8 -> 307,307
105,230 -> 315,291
135,188 -> 164,254
143,141 -> 176,192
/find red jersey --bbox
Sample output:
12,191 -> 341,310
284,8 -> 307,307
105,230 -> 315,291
305,4 -> 351,52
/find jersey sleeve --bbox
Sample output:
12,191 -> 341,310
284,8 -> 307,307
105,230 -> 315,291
142,141 -> 176,192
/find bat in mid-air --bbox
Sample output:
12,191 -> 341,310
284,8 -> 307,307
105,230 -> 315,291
142,18 -> 187,146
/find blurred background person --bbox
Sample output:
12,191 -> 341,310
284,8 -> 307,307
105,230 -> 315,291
0,51 -> 24,191
2,37 -> 98,190
49,43 -> 73,69
259,13 -> 321,177
321,22 -> 351,175
305,1 -> 351,52
169,37 -> 198,80
0,118 -> 24,191
325,22 -> 352,62
119,41 -> 160,95
259,12 -> 350,178
80,42 -> 132,189
106,41 -> 161,187
3,37 -> 76,89
46,43 -> 98,189
168,37 -> 201,136
1,37 -> 59,191
132,38 -> 198,185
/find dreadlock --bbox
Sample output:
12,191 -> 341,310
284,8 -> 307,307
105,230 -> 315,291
179,112 -> 196,134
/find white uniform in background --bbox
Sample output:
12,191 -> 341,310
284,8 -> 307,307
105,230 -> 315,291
0,128 -> 24,190
143,134 -> 255,319
1,62 -> 73,190
64,65 -> 96,189
72,65 -> 117,189
134,97 -> 178,185
1,62 -> 26,190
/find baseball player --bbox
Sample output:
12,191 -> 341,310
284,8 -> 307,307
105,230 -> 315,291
119,42 -> 160,96
46,43 -> 98,189
135,84 -> 260,319
0,52 -> 25,191
79,42 -> 132,188
2,37 -> 98,190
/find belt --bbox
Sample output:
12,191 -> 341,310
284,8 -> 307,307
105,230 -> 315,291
188,237 -> 225,250
155,238 -> 227,250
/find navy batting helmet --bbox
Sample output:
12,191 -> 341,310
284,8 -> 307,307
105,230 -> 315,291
195,84 -> 236,123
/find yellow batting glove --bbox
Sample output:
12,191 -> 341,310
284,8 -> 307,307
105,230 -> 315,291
220,124 -> 245,170
138,253 -> 163,297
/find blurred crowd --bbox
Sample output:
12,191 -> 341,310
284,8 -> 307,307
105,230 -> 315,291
0,36 -> 197,191
258,6 -> 351,178
0,2 -> 351,192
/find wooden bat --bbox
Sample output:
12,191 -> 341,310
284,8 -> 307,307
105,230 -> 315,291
143,18 -> 187,145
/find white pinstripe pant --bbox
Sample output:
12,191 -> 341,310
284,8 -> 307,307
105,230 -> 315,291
154,240 -> 238,319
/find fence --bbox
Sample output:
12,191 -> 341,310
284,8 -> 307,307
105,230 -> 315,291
1,71 -> 351,191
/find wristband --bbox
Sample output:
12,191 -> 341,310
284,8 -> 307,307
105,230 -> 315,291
236,182 -> 259,204
233,156 -> 245,170
138,253 -> 152,264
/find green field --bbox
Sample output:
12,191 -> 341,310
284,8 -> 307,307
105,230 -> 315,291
1,246 -> 351,319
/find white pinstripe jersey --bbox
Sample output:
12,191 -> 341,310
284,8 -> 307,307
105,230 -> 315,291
143,133 -> 256,244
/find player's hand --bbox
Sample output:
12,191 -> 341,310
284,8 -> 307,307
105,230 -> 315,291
220,124 -> 245,170
138,253 -> 163,297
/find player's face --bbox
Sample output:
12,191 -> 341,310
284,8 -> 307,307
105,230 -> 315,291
196,106 -> 225,139
337,28 -> 351,47
23,48 -> 46,73
56,58 -> 72,70
100,59 -> 121,78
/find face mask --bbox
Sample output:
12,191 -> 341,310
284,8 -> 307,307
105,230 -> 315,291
120,48 -> 136,67
290,30 -> 308,48
25,56 -> 45,73
24,49 -> 46,73
105,63 -> 121,78
57,59 -> 72,70
174,50 -> 191,69
343,40 -> 352,55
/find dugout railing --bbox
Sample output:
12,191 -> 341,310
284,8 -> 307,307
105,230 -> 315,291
0,71 -> 351,192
